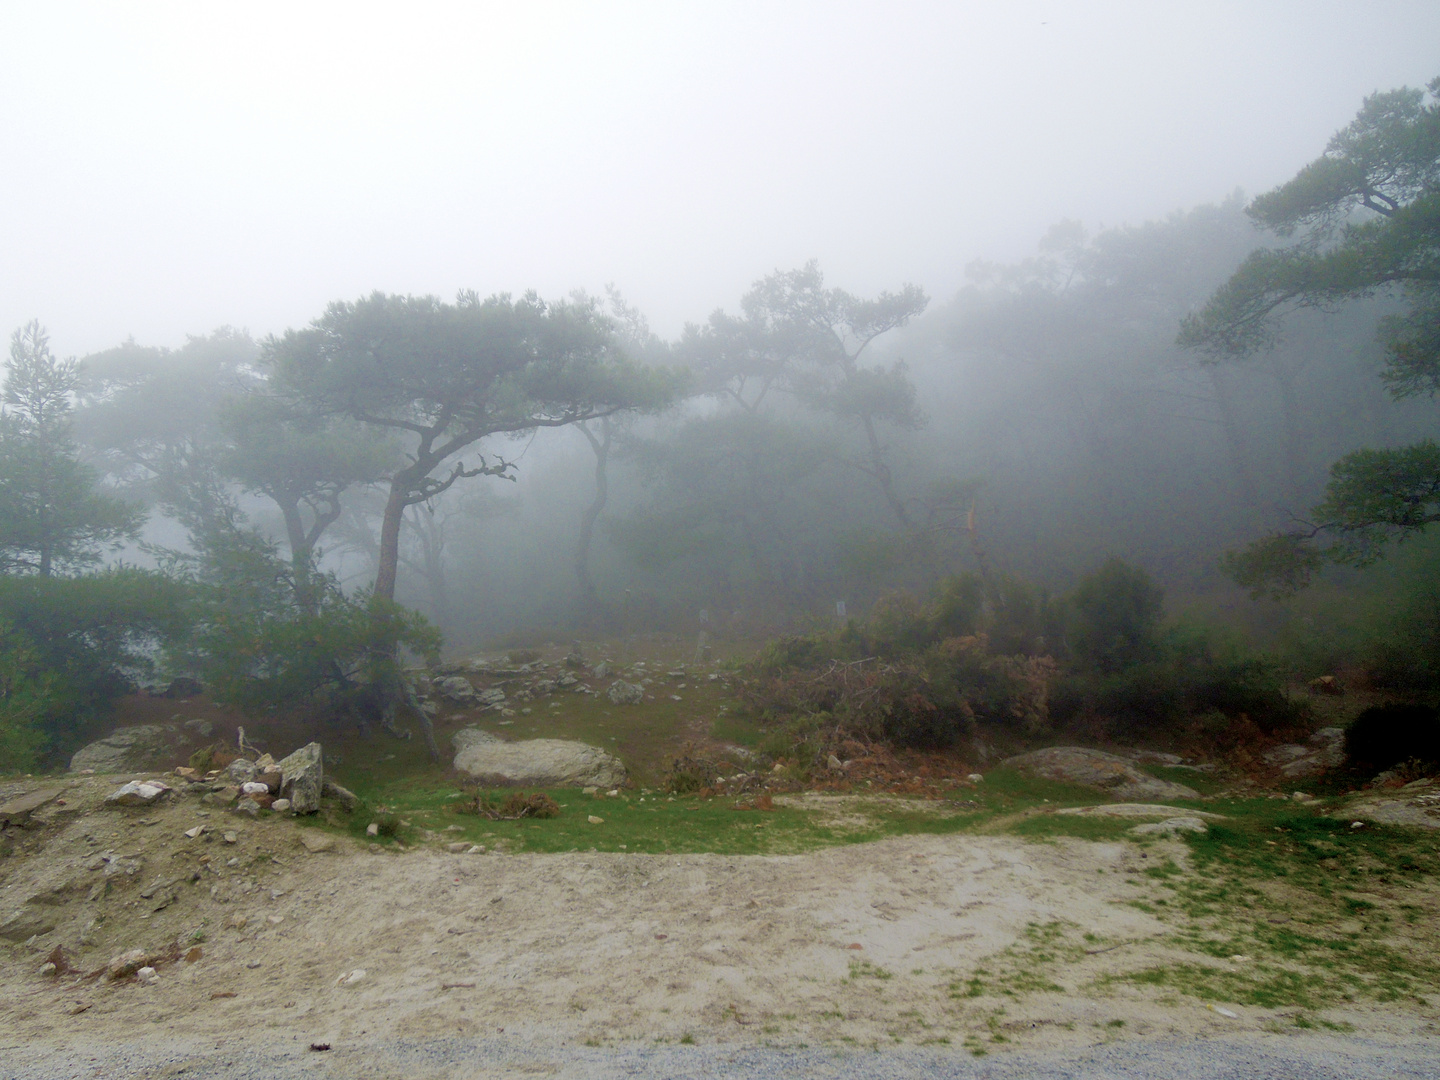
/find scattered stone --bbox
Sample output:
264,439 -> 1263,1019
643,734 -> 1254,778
1130,817 -> 1209,836
827,754 -> 845,770
452,727 -> 626,788
135,966 -> 159,985
445,841 -> 469,853
593,662 -> 611,678
606,681 -> 645,706
105,781 -> 173,807
299,832 -> 336,853
336,968 -> 366,986
366,823 -> 380,837
467,845 -> 485,854
277,742 -> 324,814
1000,747 -> 1199,801
588,815 -> 604,824
105,948 -> 150,980
0,786 -> 66,826
184,825 -> 207,839
39,962 -> 57,976
272,798 -> 292,813
223,831 -> 238,844
1209,1005 -> 1239,1019
224,914 -> 247,930
322,779 -> 361,811
966,773 -> 984,783
477,687 -> 507,707
174,767 -> 200,781
234,798 -> 261,817
267,915 -> 285,924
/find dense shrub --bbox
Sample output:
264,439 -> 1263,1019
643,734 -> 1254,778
0,569 -> 190,769
1051,622 -> 1306,740
179,526 -> 440,725
1344,704 -> 1440,772
746,572 -> 1062,749
1069,558 -> 1165,673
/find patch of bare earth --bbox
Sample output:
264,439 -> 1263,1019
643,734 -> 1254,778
0,779 -> 1433,1061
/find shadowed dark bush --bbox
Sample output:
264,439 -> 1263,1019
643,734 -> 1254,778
1345,704 -> 1440,772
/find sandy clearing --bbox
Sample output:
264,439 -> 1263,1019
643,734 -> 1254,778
0,780 -> 1434,1065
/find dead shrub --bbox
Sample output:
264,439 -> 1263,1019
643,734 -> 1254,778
453,790 -> 561,819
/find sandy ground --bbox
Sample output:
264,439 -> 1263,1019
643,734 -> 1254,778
1,777 -> 1436,1076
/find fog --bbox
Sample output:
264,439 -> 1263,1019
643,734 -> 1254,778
5,2 -> 1438,351
3,2 -> 1439,650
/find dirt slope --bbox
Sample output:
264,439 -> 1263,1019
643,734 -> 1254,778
0,774 -> 1432,1063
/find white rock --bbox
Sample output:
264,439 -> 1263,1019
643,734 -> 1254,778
366,823 -> 380,836
966,773 -> 985,783
241,782 -> 270,796
135,966 -> 159,985
436,676 -> 477,702
452,727 -> 626,788
271,798 -> 292,812
105,781 -> 172,807
588,815 -> 604,824
336,968 -> 366,986
183,825 -> 206,838
276,742 -> 323,814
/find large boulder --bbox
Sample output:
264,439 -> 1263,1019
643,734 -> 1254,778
435,676 -> 477,703
1000,746 -> 1199,801
452,726 -> 626,788
276,742 -> 324,814
70,725 -> 183,773
607,681 -> 645,705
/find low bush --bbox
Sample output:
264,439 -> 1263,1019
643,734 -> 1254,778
1344,704 -> 1440,772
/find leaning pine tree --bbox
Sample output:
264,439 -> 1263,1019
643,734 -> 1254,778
268,290 -> 680,757
1179,76 -> 1440,596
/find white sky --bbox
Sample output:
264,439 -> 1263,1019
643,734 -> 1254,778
2,1 -> 1437,356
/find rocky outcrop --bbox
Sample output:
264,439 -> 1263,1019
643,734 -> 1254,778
276,742 -> 324,814
452,727 -> 626,788
1262,728 -> 1345,778
1000,746 -> 1199,801
70,725 -> 183,773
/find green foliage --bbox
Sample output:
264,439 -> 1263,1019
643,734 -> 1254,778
0,569 -> 191,764
1053,621 -> 1305,739
1068,559 -> 1165,673
182,524 -> 440,721
1182,77 -> 1440,593
0,322 -> 144,575
0,621 -> 57,772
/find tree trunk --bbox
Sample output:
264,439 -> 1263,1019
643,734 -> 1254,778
575,419 -> 610,616
373,478 -> 410,602
862,412 -> 911,527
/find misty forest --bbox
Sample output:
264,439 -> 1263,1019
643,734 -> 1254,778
6,23 -> 1440,1064
2,76 -> 1439,784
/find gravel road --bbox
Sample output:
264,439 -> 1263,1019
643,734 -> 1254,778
4,1034 -> 1437,1080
